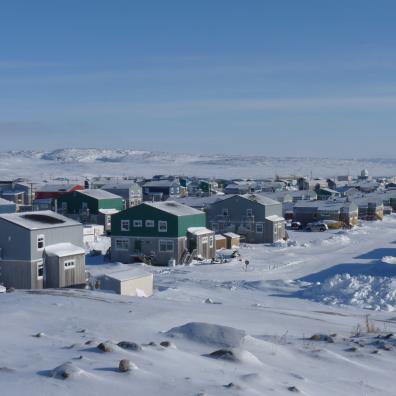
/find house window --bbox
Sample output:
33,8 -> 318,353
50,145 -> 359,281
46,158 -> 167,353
64,260 -> 75,269
158,221 -> 167,232
245,223 -> 252,231
82,202 -> 88,209
121,220 -> 130,231
133,220 -> 142,227
222,208 -> 229,216
209,235 -> 214,248
115,239 -> 129,251
202,236 -> 208,243
247,209 -> 253,217
145,220 -> 154,228
256,222 -> 264,233
37,235 -> 45,250
61,202 -> 68,211
37,262 -> 44,279
159,240 -> 174,252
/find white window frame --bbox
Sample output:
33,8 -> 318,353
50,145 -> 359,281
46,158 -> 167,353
37,234 -> 45,250
158,220 -> 168,232
64,260 -> 75,270
37,261 -> 44,279
121,219 -> 130,231
145,220 -> 154,228
209,235 -> 214,248
133,220 -> 142,227
202,236 -> 208,243
115,239 -> 129,251
159,239 -> 173,252
256,222 -> 264,233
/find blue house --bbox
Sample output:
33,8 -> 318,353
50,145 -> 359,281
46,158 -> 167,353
143,179 -> 181,201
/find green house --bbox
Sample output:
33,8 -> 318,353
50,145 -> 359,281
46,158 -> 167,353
57,189 -> 125,231
111,201 -> 215,265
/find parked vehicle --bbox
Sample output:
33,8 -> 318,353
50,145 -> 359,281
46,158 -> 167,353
305,222 -> 328,232
290,221 -> 303,230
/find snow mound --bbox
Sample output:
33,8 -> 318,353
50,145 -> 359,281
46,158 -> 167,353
302,274 -> 396,311
165,322 -> 246,348
51,362 -> 85,380
319,234 -> 350,246
205,348 -> 262,365
0,285 -> 6,293
382,256 -> 396,264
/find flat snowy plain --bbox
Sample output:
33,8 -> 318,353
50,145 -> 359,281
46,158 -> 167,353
2,216 -> 396,395
1,148 -> 396,179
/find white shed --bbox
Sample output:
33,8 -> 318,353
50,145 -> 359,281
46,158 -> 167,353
99,268 -> 153,297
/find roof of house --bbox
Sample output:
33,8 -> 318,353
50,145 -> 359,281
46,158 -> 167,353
102,268 -> 153,282
101,182 -> 139,190
187,227 -> 213,236
240,193 -> 280,206
143,180 -> 178,188
37,184 -> 80,192
143,201 -> 204,217
224,183 -> 250,191
44,243 -> 85,258
0,197 -> 15,206
223,232 -> 240,238
317,187 -> 339,194
0,210 -> 81,230
294,201 -> 356,210
265,215 -> 285,222
78,189 -> 122,200
173,195 -> 228,208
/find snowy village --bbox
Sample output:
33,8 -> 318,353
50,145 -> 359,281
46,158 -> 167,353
2,1 -> 396,395
2,158 -> 396,395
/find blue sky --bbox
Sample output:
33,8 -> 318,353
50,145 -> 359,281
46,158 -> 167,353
1,0 -> 396,157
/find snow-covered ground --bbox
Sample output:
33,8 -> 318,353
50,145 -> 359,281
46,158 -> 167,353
2,216 -> 396,395
1,148 -> 396,180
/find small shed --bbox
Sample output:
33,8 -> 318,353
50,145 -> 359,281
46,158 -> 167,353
187,227 -> 216,260
215,234 -> 227,250
44,243 -> 86,288
223,232 -> 240,249
99,269 -> 153,297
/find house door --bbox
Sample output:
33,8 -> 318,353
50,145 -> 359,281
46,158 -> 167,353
201,236 -> 208,258
134,240 -> 142,253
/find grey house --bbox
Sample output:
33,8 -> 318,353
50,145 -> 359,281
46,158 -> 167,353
0,211 -> 86,289
293,201 -> 359,226
0,181 -> 33,209
102,182 -> 143,208
206,194 -> 285,243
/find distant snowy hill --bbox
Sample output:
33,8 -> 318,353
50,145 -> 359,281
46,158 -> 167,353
0,148 -> 395,181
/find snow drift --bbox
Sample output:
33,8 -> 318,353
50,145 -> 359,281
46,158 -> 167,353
165,322 -> 246,348
302,274 -> 396,311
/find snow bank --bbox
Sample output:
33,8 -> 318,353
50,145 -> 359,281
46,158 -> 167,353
302,274 -> 396,311
382,256 -> 396,264
0,285 -> 6,293
165,322 -> 246,348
